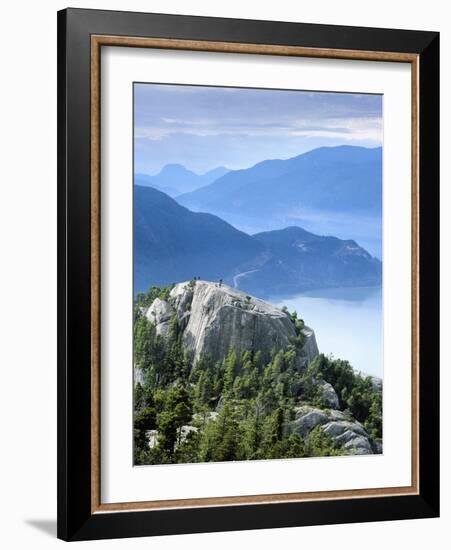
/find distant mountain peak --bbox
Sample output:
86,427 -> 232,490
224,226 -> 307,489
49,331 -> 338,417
135,164 -> 231,197
203,166 -> 230,178
156,163 -> 230,178
158,163 -> 195,175
176,145 -> 383,243
258,225 -> 313,237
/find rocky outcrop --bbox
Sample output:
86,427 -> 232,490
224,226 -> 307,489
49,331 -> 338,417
146,425 -> 198,450
146,298 -> 175,337
322,420 -> 373,455
369,375 -> 383,392
134,365 -> 145,386
145,280 -> 319,365
292,405 -> 378,455
317,380 -> 340,409
301,326 -> 320,367
138,280 -> 382,458
293,407 -> 329,438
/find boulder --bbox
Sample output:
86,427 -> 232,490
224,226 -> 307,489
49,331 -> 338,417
170,283 -> 195,317
146,298 -> 174,337
134,365 -> 145,386
293,406 -> 329,437
342,435 -> 374,455
317,380 -> 340,409
322,420 -> 367,439
292,405 -> 375,455
322,420 -> 373,455
146,425 -> 198,451
145,429 -> 158,449
328,409 -> 348,421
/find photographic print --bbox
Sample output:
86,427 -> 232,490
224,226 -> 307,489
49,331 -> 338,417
133,83 -> 383,466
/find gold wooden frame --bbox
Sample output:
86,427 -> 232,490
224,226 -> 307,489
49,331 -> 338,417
90,35 -> 419,514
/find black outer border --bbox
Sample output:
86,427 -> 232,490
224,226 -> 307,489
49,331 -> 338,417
57,8 -> 439,542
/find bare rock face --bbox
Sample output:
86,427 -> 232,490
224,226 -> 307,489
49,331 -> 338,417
134,365 -> 145,386
317,380 -> 340,409
322,421 -> 373,455
292,406 -> 329,438
146,280 -> 319,365
176,281 -> 295,363
301,326 -> 320,367
146,298 -> 175,337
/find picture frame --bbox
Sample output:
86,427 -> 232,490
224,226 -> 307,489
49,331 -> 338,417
57,7 -> 439,541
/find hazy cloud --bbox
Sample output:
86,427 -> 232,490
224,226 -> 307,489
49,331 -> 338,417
134,84 -> 382,175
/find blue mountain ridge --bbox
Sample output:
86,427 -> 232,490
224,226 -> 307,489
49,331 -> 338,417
177,146 -> 382,215
175,145 -> 383,259
135,164 -> 229,197
134,185 -> 381,298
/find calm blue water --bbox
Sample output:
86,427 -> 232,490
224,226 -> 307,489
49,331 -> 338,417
271,287 -> 383,377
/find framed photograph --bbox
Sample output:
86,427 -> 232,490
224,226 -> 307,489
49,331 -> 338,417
57,8 -> 439,541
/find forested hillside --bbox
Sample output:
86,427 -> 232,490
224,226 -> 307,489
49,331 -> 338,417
133,282 -> 382,465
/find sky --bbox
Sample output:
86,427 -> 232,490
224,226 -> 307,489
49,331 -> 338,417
134,83 -> 382,176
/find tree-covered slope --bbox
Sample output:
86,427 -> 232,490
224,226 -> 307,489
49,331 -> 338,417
134,185 -> 265,292
133,282 -> 383,465
241,226 -> 382,296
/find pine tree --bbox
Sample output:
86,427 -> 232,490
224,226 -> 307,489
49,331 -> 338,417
155,385 -> 193,459
223,349 -> 238,395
